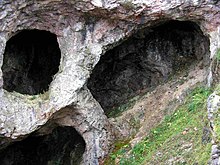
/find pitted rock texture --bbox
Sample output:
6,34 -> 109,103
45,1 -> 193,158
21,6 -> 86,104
207,92 -> 220,165
0,0 -> 220,164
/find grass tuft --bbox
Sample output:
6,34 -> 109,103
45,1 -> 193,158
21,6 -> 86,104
106,86 -> 212,165
216,49 -> 220,61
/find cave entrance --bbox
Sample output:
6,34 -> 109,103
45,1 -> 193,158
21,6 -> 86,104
1,30 -> 61,95
88,20 -> 209,115
0,126 -> 86,165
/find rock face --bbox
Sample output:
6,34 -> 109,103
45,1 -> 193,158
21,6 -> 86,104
88,20 -> 209,112
207,92 -> 220,165
0,0 -> 219,164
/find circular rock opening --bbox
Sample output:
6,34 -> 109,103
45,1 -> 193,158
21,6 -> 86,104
88,20 -> 209,115
1,30 -> 61,95
0,126 -> 86,165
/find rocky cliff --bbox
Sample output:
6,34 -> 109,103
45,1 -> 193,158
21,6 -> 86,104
0,0 -> 220,164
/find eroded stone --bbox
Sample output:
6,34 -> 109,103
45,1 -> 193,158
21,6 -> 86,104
0,0 -> 219,164
88,20 -> 209,113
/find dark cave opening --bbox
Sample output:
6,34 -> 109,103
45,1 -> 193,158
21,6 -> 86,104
0,126 -> 86,165
1,30 -> 61,95
88,20 -> 209,114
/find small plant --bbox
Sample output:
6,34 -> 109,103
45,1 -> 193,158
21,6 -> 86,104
104,139 -> 131,165
106,86 -> 212,165
215,49 -> 220,72
216,49 -> 220,61
188,87 -> 211,112
212,107 -> 220,143
211,84 -> 220,144
215,83 -> 220,94
107,96 -> 139,118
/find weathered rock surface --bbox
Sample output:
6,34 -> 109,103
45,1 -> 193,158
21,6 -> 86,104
207,92 -> 220,165
0,0 -> 219,164
88,20 -> 209,112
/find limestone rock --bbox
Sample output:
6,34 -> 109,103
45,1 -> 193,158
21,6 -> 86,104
0,0 -> 219,164
208,92 -> 220,165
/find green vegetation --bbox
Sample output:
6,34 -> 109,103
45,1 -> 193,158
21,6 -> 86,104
104,139 -> 132,165
213,108 -> 220,143
214,83 -> 220,95
120,0 -> 134,10
214,49 -> 220,72
212,84 -> 220,143
188,87 -> 211,112
215,49 -> 220,61
106,86 -> 212,165
107,96 -> 140,118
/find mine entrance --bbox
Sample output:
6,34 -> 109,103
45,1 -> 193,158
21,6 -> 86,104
88,20 -> 209,114
1,30 -> 61,95
0,126 -> 86,165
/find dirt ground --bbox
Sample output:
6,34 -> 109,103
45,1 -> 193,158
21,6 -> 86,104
110,61 -> 208,147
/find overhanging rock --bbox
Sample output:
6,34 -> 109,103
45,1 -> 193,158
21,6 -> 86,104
0,0 -> 220,164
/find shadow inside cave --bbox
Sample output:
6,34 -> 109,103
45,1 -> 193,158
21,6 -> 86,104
88,20 -> 210,115
1,30 -> 61,95
0,126 -> 85,165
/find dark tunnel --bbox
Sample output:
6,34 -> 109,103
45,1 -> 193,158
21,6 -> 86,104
0,126 -> 86,165
1,30 -> 61,95
88,20 -> 209,115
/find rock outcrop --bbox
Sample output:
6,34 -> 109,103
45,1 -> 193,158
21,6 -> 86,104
208,92 -> 220,165
0,0 -> 220,164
